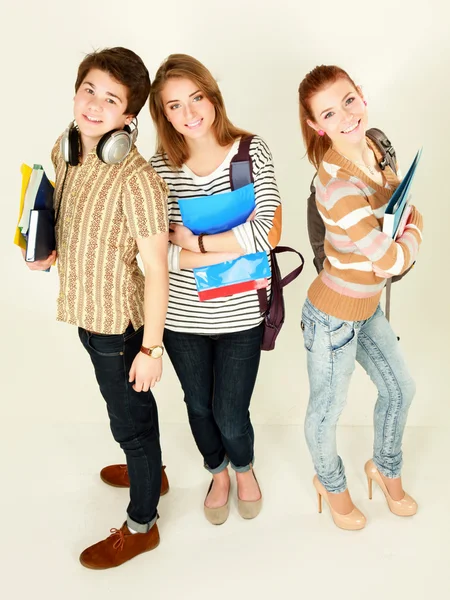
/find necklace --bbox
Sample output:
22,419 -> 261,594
335,145 -> 376,175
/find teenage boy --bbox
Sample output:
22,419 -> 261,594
24,47 -> 169,569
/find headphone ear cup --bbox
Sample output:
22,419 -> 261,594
96,131 -> 113,163
97,129 -> 132,164
68,126 -> 80,166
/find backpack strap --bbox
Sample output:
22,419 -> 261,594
230,136 -> 254,190
307,175 -> 326,274
228,136 -> 303,317
229,136 -> 266,312
366,128 -> 397,174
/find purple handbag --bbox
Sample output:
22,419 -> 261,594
230,137 -> 304,351
258,246 -> 304,351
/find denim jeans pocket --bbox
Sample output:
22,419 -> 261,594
330,322 -> 355,353
87,333 -> 124,357
301,316 -> 316,351
123,325 -> 142,343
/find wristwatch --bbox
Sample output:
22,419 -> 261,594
140,345 -> 164,359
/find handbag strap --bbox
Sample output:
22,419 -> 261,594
273,246 -> 305,288
257,247 -> 305,315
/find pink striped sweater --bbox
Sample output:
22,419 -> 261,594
308,141 -> 423,321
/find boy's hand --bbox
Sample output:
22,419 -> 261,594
129,352 -> 162,392
21,248 -> 57,271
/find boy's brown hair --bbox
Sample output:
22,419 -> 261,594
75,47 -> 151,116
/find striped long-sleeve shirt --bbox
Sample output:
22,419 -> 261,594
308,143 -> 423,321
150,136 -> 282,334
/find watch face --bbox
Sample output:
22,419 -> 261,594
150,346 -> 164,359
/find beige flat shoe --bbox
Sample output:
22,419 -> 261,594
313,476 -> 366,531
204,480 -> 230,525
237,470 -> 262,519
365,459 -> 417,516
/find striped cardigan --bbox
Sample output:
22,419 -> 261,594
308,141 -> 423,321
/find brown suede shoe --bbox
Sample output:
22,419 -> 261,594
79,522 -> 160,570
100,465 -> 169,495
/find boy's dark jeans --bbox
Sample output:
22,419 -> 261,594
163,324 -> 263,473
78,324 -> 161,533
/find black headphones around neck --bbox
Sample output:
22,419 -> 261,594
60,119 -> 138,166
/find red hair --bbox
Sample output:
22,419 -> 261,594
298,65 -> 361,169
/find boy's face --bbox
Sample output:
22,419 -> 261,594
73,69 -> 133,147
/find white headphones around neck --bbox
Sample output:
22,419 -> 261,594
60,118 -> 138,166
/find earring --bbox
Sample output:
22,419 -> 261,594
363,100 -> 367,106
318,130 -> 325,137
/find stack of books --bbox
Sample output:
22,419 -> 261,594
14,164 -> 55,263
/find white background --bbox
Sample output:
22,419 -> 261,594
1,0 -> 448,428
1,0 -> 449,597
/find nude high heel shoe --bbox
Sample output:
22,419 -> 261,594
204,480 -> 230,525
364,460 -> 417,516
313,476 -> 366,531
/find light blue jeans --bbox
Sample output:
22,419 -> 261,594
301,298 -> 416,494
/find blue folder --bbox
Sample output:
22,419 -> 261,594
194,252 -> 270,292
383,148 -> 422,238
178,183 -> 255,235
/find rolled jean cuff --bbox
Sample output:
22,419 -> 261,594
317,472 -> 347,494
373,457 -> 402,479
204,456 -> 229,475
127,511 -> 158,534
230,457 -> 255,474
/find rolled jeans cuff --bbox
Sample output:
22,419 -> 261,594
204,456 -> 229,475
373,457 -> 402,479
127,511 -> 158,534
230,457 -> 255,474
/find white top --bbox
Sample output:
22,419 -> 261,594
150,136 -> 282,334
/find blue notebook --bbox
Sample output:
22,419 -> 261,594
383,148 -> 422,238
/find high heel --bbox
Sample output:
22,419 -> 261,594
364,460 -> 417,516
313,476 -> 366,531
204,480 -> 230,525
237,470 -> 262,519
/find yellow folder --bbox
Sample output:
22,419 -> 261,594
14,163 -> 33,251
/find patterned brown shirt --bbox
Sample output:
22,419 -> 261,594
52,136 -> 169,334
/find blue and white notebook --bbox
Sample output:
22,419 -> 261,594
383,148 -> 422,238
178,184 -> 270,301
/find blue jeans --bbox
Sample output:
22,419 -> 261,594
301,298 -> 416,494
79,324 -> 161,533
163,324 -> 263,474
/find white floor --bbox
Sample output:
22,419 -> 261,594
2,422 -> 449,599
